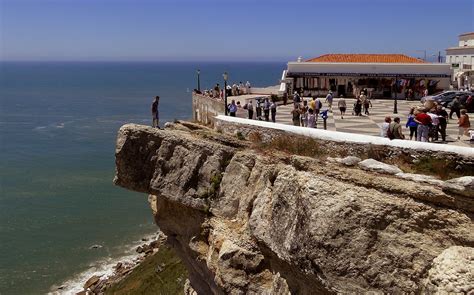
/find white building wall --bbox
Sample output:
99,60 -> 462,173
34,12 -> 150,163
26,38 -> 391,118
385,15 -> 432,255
287,62 -> 451,76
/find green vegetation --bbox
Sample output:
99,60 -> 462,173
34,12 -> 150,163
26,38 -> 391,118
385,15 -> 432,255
392,156 -> 474,180
254,135 -> 323,158
198,172 -> 223,200
236,131 -> 245,140
105,245 -> 187,295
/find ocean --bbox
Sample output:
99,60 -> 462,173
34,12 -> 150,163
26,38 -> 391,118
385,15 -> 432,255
0,61 -> 285,294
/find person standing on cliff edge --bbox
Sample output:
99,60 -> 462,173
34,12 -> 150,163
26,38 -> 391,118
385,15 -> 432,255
151,96 -> 160,128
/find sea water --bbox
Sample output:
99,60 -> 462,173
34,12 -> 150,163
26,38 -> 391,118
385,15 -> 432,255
0,61 -> 284,294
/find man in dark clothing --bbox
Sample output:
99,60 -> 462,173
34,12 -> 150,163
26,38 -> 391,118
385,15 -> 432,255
151,96 -> 160,128
436,105 -> 448,142
263,98 -> 271,121
449,96 -> 461,119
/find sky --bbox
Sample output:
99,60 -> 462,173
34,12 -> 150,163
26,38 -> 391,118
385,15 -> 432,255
0,0 -> 473,61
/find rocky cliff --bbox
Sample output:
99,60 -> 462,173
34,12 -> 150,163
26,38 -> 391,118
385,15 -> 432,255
114,123 -> 474,294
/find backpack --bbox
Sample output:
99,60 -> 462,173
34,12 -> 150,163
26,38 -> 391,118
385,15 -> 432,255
318,100 -> 322,109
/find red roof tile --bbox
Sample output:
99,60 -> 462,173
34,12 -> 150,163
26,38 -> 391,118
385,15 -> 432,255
307,54 -> 426,64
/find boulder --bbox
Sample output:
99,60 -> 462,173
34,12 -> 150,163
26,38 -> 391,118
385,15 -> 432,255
358,158 -> 402,175
336,156 -> 361,166
83,275 -> 100,290
422,246 -> 474,294
395,172 -> 445,186
445,176 -> 474,198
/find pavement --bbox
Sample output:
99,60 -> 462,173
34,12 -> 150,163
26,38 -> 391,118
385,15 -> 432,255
236,97 -> 473,147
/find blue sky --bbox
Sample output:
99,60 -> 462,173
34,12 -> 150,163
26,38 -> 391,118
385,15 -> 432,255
1,0 -> 473,61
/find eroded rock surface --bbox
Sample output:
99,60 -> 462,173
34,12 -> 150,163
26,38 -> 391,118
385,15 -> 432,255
115,123 -> 474,294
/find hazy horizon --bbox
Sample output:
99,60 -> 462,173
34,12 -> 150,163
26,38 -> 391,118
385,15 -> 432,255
1,0 -> 473,62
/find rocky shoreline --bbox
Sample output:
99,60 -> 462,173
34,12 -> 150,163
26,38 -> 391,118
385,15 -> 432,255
52,233 -> 168,295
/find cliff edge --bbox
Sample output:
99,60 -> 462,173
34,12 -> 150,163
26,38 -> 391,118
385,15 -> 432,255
114,123 -> 473,294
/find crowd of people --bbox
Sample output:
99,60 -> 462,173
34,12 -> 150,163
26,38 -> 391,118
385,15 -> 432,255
192,86 -> 473,142
236,97 -> 278,122
197,81 -> 252,99
380,104 -> 471,142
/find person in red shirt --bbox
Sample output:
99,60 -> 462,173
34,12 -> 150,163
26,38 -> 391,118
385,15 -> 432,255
414,108 -> 432,142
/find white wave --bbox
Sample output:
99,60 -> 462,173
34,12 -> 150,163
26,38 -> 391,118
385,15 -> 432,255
48,232 -> 159,295
33,126 -> 47,131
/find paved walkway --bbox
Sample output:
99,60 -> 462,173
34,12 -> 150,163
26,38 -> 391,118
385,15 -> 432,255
237,98 -> 472,147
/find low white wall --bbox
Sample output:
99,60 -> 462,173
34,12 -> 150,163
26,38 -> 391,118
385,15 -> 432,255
215,115 -> 474,157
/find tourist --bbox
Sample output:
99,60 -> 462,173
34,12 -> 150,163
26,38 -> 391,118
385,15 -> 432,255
309,96 -> 316,112
338,95 -> 346,119
354,98 -> 362,116
314,97 -> 322,115
363,96 -> 372,115
151,96 -> 160,128
293,91 -> 301,107
270,99 -> 277,123
405,89 -> 414,101
300,100 -> 308,127
247,100 -> 254,119
458,109 -> 471,140
228,100 -> 237,117
423,88 -> 429,97
256,99 -> 262,120
325,91 -> 334,112
239,82 -> 244,94
406,107 -> 418,140
214,84 -> 221,98
232,83 -> 238,96
308,108 -> 316,128
263,97 -> 271,121
414,108 -> 432,142
359,91 -> 370,115
436,105 -> 448,142
291,105 -> 301,126
381,116 -> 391,138
449,96 -> 461,119
245,81 -> 251,94
389,117 -> 404,139
427,108 -> 440,141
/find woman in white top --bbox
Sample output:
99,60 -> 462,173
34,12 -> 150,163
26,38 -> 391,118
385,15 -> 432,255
381,116 -> 392,137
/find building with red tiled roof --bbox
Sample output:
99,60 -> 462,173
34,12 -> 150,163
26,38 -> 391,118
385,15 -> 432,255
282,54 -> 451,99
307,54 -> 426,64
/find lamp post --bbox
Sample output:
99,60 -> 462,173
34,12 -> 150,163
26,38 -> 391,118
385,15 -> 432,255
223,72 -> 228,116
393,75 -> 398,114
416,50 -> 427,62
196,69 -> 201,91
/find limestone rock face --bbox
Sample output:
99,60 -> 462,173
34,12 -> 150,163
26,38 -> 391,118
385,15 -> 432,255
115,123 -> 474,294
422,246 -> 474,294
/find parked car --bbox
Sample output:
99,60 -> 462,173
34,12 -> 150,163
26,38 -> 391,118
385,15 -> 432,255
420,91 -> 464,104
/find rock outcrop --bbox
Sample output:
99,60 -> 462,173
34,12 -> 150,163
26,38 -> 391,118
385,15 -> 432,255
114,123 -> 474,294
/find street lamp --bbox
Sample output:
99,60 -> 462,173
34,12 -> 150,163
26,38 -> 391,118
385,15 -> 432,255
196,69 -> 201,91
416,50 -> 427,62
223,72 -> 228,116
393,75 -> 398,114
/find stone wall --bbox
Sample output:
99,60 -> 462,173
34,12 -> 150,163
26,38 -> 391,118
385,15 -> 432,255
192,93 -> 225,126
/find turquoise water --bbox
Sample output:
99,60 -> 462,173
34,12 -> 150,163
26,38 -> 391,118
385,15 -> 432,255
0,61 -> 284,294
